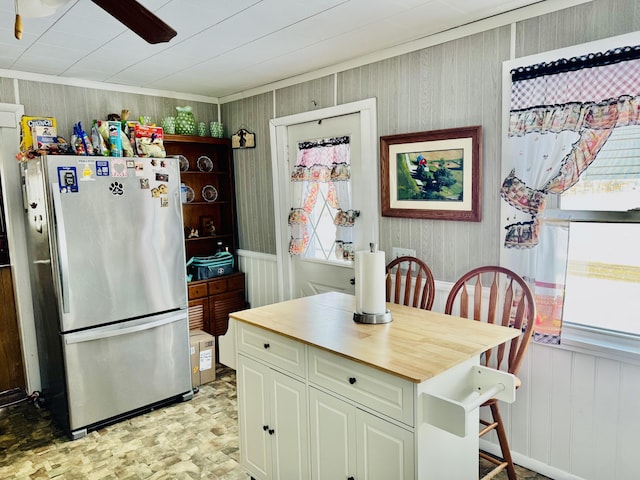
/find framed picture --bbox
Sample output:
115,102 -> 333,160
231,128 -> 255,149
380,126 -> 482,221
200,216 -> 216,237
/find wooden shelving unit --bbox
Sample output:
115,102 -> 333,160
164,134 -> 246,351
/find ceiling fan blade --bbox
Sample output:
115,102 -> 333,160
91,0 -> 176,44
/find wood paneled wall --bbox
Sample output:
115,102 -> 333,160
222,93 -> 276,254
15,80 -> 219,143
0,78 -> 16,104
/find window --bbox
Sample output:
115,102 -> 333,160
303,182 -> 350,263
547,125 -> 640,346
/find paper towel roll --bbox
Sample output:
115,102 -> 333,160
355,249 -> 386,315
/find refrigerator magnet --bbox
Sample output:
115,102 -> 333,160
155,172 -> 169,182
79,164 -> 95,181
109,182 -> 124,196
140,178 -> 150,189
57,166 -> 78,193
95,160 -> 110,176
161,197 -> 169,208
111,158 -> 127,177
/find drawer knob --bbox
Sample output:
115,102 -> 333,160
348,377 -> 356,385
263,343 -> 270,349
348,477 -> 355,480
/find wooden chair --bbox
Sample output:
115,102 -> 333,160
385,256 -> 435,310
444,266 -> 536,480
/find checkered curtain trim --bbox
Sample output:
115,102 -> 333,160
510,59 -> 640,110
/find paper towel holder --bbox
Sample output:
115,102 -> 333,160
353,242 -> 393,324
353,310 -> 392,324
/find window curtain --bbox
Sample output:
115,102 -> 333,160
288,135 -> 357,259
501,45 -> 640,344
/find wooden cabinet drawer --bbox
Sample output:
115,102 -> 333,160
207,277 -> 228,295
227,274 -> 245,291
237,322 -> 306,377
188,283 -> 208,299
308,346 -> 414,426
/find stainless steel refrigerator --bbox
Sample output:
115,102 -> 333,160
23,154 -> 192,439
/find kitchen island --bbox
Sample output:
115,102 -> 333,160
231,292 -> 520,480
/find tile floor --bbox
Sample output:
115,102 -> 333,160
1,365 -> 550,479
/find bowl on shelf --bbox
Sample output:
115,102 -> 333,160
197,155 -> 213,172
202,185 -> 218,202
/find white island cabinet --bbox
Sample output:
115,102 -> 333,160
232,292 -> 520,480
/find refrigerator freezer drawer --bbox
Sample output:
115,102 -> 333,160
62,311 -> 192,433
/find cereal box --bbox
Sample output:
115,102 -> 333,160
20,116 -> 57,151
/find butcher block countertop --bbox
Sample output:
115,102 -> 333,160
230,292 -> 520,383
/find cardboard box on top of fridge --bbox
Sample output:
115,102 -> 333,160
189,329 -> 216,386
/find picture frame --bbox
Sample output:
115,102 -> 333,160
380,126 -> 482,221
231,128 -> 256,149
199,216 -> 216,237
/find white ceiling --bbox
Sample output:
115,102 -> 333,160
0,0 -> 548,100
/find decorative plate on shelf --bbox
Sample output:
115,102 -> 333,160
197,155 -> 214,172
185,185 -> 195,203
176,155 -> 189,172
202,185 -> 218,203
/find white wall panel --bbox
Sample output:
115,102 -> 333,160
617,362 -> 640,478
528,340 -> 553,463
549,347 -> 573,473
570,353 -> 597,478
592,359 -> 621,478
237,249 -> 279,308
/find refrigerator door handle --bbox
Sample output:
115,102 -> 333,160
51,183 -> 71,314
64,311 -> 186,345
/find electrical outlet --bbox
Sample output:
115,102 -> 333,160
392,247 -> 416,259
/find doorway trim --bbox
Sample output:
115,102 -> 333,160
0,102 -> 40,392
269,98 -> 378,302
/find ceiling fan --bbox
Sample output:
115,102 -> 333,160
14,0 -> 177,44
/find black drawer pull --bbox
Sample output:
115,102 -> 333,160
348,377 -> 356,385
263,343 -> 270,349
348,477 -> 355,480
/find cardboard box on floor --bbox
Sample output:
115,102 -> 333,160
189,329 -> 216,386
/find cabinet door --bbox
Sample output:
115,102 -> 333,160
271,369 -> 308,480
309,387 -> 356,480
188,297 -> 209,331
237,355 -> 271,479
355,409 -> 414,480
210,289 -> 246,336
238,355 -> 307,480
